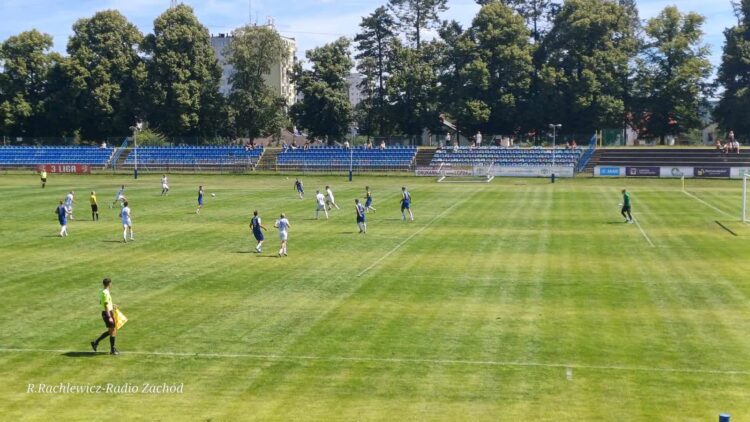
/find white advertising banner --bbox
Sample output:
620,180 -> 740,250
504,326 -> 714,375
492,166 -> 575,178
731,167 -> 750,179
659,167 -> 694,178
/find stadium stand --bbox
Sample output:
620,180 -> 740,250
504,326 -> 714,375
0,146 -> 113,167
429,147 -> 585,168
587,148 -> 750,171
122,146 -> 264,170
276,146 -> 418,172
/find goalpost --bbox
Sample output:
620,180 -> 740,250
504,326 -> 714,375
682,173 -> 750,223
437,163 -> 494,183
744,173 -> 749,223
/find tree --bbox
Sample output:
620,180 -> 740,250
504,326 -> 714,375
470,2 -> 534,133
354,6 -> 397,136
437,21 -> 489,138
539,0 -> 638,134
65,10 -> 145,139
225,25 -> 290,139
388,39 -> 441,142
0,30 -> 59,136
635,6 -> 712,143
291,38 -> 353,144
715,0 -> 750,140
143,4 -> 223,137
388,0 -> 448,49
499,0 -> 560,43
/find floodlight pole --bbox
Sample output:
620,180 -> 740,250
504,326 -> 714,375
548,123 -> 562,183
133,127 -> 138,179
131,121 -> 142,179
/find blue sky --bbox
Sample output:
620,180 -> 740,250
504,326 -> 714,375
0,0 -> 737,70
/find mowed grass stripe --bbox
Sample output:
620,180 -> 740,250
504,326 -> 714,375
2,175 -> 750,420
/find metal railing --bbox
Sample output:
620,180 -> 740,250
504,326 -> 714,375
575,134 -> 598,173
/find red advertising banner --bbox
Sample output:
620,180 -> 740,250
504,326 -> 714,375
36,164 -> 92,174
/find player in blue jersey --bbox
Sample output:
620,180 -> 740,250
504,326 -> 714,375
196,186 -> 204,214
401,186 -> 414,221
294,178 -> 304,199
355,199 -> 367,234
364,186 -> 376,212
56,200 -> 68,237
250,210 -> 268,253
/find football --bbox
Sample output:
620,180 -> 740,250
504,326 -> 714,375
211,193 -> 216,197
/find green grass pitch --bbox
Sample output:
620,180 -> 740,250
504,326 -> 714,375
1,173 -> 749,420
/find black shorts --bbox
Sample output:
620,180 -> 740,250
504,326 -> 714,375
91,204 -> 98,212
101,311 -> 114,328
41,178 -> 47,183
621,205 -> 631,213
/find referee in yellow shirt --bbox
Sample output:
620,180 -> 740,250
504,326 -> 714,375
90,191 -> 99,221
91,278 -> 118,355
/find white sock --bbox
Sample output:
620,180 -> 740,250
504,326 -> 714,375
123,229 -> 127,240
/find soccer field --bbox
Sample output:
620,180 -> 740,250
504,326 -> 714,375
1,173 -> 749,420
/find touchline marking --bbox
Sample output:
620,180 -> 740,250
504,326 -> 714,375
682,189 -> 736,219
1,348 -> 749,376
356,193 -> 474,277
632,216 -> 655,247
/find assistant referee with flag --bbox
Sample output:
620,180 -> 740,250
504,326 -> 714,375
91,278 -> 119,355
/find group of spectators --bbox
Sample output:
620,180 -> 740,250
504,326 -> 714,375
339,140 -> 387,150
281,140 -> 315,152
715,131 -> 741,154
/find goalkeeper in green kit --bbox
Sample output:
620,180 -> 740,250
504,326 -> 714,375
621,189 -> 633,223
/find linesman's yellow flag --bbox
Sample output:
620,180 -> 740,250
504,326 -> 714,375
113,308 -> 128,330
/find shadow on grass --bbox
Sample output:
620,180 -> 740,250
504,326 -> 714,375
62,351 -> 99,358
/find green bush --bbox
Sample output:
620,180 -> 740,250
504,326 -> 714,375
135,129 -> 169,146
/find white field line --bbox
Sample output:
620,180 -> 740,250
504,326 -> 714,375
682,189 -> 736,219
1,347 -> 749,376
356,194 -> 473,277
632,216 -> 655,247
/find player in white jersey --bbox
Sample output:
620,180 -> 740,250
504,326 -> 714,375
64,191 -> 75,220
315,190 -> 329,220
120,201 -> 134,242
273,213 -> 291,256
325,185 -> 340,210
111,185 -> 125,208
161,175 -> 169,196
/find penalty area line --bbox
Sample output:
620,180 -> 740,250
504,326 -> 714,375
632,216 -> 655,247
1,348 -> 749,376
682,189 -> 736,219
356,193 -> 474,277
